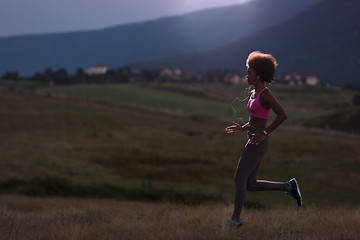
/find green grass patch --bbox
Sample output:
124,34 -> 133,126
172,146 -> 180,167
35,83 -> 357,126
0,87 -> 359,207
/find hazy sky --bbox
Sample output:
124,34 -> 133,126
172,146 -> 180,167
0,0 -> 252,37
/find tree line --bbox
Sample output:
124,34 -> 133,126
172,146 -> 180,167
1,67 -> 235,86
2,67 -> 360,106
1,67 -> 134,85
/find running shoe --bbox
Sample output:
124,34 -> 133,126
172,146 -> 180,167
224,219 -> 242,227
286,178 -> 302,206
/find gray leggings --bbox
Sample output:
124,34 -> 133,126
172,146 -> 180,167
232,128 -> 287,221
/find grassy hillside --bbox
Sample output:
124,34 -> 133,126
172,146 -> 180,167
1,196 -> 359,240
36,82 -> 357,125
36,83 -> 232,117
0,86 -> 359,208
304,107 -> 360,133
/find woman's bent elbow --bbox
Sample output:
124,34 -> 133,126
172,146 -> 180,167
280,113 -> 287,122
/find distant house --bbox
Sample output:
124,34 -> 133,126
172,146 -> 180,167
159,67 -> 172,77
131,69 -> 142,75
306,72 -> 321,86
284,72 -> 303,86
183,71 -> 201,81
224,73 -> 242,84
325,81 -> 331,88
172,68 -> 182,78
85,64 -> 112,75
159,67 -> 183,80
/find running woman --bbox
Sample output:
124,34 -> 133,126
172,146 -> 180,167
225,51 -> 302,227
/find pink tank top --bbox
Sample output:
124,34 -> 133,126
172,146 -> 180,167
247,88 -> 270,119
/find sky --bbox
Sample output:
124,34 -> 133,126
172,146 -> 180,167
0,0 -> 252,37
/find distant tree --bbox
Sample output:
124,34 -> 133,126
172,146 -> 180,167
75,67 -> 84,77
123,66 -> 131,75
116,67 -> 131,83
74,67 -> 87,84
44,67 -> 53,76
141,69 -> 158,81
103,69 -> 117,83
31,72 -> 42,81
105,69 -> 115,76
2,71 -> 19,80
216,69 -> 228,83
353,93 -> 360,106
31,70 -> 50,85
31,67 -> 54,85
204,71 -> 216,83
53,68 -> 70,85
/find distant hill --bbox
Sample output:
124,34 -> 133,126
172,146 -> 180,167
0,0 -> 319,76
135,0 -> 360,87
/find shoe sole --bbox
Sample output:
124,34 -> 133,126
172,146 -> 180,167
291,178 -> 302,206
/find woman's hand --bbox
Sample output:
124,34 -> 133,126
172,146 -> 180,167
249,132 -> 267,145
225,122 -> 245,134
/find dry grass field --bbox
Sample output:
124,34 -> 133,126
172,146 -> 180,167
1,195 -> 359,240
0,84 -> 359,239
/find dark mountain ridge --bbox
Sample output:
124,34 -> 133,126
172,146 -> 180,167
134,0 -> 360,86
0,0 -> 319,76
